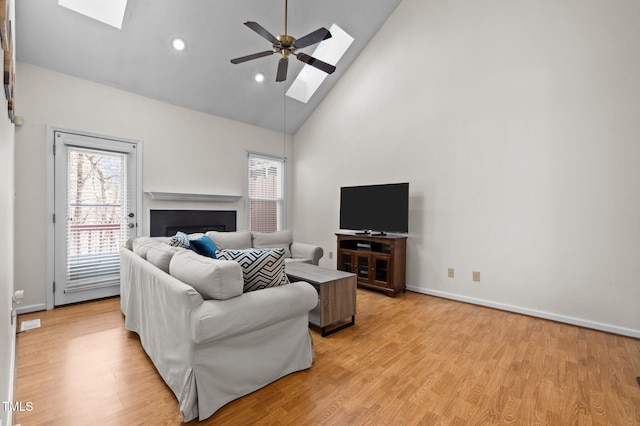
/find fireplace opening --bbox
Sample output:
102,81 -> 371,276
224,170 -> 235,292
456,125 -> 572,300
150,210 -> 237,237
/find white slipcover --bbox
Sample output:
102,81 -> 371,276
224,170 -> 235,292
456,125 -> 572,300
120,247 -> 317,421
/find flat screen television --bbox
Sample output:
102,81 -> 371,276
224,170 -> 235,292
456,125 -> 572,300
340,183 -> 409,235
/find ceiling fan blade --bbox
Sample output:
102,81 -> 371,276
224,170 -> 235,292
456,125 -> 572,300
230,50 -> 275,64
244,21 -> 280,45
295,52 -> 336,74
276,57 -> 289,82
293,27 -> 332,49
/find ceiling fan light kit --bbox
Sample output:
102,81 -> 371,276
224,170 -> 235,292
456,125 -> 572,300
230,0 -> 337,82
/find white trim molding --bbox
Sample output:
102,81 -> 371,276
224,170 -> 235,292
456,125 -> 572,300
145,192 -> 242,202
16,303 -> 47,315
46,125 -> 143,310
406,286 -> 640,339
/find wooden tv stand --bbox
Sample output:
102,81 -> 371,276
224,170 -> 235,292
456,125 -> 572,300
336,233 -> 407,297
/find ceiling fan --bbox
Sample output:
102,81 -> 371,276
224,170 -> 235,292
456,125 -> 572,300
230,0 -> 336,82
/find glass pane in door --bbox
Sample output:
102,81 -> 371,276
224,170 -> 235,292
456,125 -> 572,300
340,253 -> 354,273
65,147 -> 128,292
375,258 -> 389,283
357,256 -> 369,280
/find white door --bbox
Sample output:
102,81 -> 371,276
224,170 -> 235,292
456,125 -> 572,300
53,131 -> 139,306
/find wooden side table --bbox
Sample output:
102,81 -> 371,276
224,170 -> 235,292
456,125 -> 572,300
285,262 -> 357,337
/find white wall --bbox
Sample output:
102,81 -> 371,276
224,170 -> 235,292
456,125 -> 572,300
0,2 -> 16,423
0,108 -> 15,426
292,0 -> 640,336
14,62 -> 292,311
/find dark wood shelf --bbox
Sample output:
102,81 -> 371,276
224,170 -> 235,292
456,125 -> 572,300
336,233 -> 407,297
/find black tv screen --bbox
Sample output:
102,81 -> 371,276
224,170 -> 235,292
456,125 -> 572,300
340,183 -> 409,234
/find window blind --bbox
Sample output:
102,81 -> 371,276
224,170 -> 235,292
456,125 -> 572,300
248,153 -> 285,232
65,147 -> 128,292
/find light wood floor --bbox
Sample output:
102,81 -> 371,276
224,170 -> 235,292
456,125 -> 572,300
14,289 -> 640,425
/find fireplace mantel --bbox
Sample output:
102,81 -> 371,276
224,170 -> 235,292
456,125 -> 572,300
145,191 -> 242,202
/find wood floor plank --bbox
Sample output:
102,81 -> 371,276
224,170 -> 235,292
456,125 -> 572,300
14,289 -> 640,425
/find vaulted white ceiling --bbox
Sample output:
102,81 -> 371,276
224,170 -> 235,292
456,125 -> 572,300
16,0 -> 402,134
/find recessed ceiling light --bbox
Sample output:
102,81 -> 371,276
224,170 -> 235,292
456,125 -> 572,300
172,38 -> 187,51
254,73 -> 265,83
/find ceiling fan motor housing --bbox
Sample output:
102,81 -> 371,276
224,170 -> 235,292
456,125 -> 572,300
276,35 -> 296,58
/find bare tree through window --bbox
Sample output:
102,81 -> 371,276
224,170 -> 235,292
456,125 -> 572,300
66,148 -> 127,284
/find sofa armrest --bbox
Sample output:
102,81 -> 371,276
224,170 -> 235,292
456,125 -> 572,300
290,242 -> 324,265
190,281 -> 318,344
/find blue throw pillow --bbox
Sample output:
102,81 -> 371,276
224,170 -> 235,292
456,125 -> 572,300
190,235 -> 218,259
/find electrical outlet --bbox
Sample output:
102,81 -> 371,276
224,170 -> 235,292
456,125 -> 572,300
448,268 -> 454,278
473,271 -> 480,282
329,251 -> 333,260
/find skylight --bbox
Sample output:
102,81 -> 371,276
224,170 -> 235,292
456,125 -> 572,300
286,24 -> 354,104
58,0 -> 128,29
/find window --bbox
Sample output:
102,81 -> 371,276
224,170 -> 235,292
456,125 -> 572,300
65,147 -> 129,289
247,152 -> 285,232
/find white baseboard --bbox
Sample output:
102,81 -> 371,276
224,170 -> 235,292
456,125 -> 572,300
406,286 -> 640,339
3,308 -> 16,426
16,303 -> 46,315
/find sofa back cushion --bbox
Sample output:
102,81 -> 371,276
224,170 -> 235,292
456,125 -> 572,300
169,250 -> 243,300
132,237 -> 164,259
146,245 -> 182,273
216,248 -> 290,292
251,230 -> 293,258
205,230 -> 252,250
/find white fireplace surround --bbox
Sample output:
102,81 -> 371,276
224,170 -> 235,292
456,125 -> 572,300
145,191 -> 242,202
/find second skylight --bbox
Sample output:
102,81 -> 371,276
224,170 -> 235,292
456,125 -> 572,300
286,24 -> 354,104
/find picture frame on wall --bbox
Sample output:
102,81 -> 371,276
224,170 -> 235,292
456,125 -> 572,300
0,0 -> 7,51
4,20 -> 13,99
1,0 -> 14,122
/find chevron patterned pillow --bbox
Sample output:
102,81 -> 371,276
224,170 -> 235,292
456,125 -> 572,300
216,248 -> 290,292
169,231 -> 191,249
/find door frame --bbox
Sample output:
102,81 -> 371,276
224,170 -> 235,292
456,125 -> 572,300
45,125 -> 143,310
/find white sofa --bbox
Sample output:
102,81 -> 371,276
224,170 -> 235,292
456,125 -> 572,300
120,236 -> 318,422
152,230 -> 324,265
210,229 -> 323,265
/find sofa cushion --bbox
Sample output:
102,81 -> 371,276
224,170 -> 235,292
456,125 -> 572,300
251,230 -> 293,258
146,245 -> 182,273
216,248 -> 290,292
284,257 -> 312,264
169,250 -> 243,300
132,237 -> 163,259
169,231 -> 191,249
190,235 -> 218,258
206,230 -> 252,250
